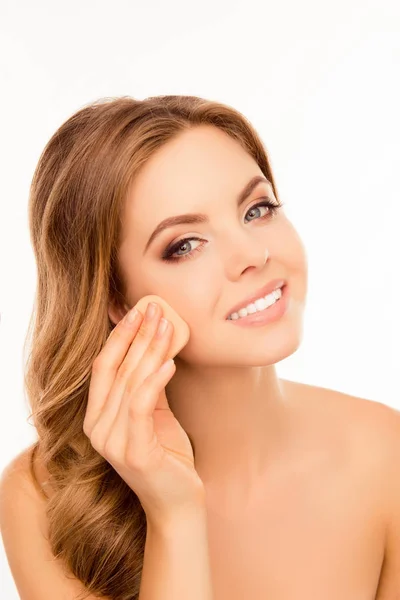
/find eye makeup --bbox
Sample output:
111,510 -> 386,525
160,197 -> 284,264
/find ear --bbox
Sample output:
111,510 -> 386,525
107,298 -> 131,327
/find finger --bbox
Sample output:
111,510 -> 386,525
122,308 -> 175,396
116,302 -> 167,381
84,307 -> 144,437
104,358 -> 176,465
98,315 -> 174,443
92,303 -> 166,434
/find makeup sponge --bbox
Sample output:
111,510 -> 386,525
133,295 -> 190,361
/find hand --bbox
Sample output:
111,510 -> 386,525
83,302 -> 205,525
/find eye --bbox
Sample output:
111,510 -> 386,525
161,197 -> 284,264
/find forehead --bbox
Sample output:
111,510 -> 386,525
129,126 -> 261,206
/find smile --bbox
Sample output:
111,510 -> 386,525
227,286 -> 283,320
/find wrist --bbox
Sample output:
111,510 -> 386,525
145,498 -> 208,534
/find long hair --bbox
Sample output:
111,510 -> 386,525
24,94 -> 280,599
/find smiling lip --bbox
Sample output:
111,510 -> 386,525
225,278 -> 286,319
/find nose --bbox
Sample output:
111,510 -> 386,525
221,233 -> 269,272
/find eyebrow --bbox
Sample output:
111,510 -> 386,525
143,175 -> 272,254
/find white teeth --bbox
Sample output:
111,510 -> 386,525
228,287 -> 283,320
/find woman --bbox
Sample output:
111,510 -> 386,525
1,95 -> 399,600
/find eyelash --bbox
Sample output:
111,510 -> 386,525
161,197 -> 284,263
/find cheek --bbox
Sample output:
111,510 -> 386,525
144,278 -> 213,325
181,284 -> 215,319
274,220 -> 307,269
291,232 -> 308,272
175,283 -> 221,332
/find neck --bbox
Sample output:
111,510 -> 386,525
165,363 -> 293,496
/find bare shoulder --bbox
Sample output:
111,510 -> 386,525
322,381 -> 399,450
284,377 -> 400,450
293,381 -> 400,598
0,443 -> 53,504
0,445 -> 104,599
281,377 -> 400,494
0,443 -> 54,552
285,377 -> 400,497
330,390 -> 400,599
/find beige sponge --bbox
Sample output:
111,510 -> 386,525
133,295 -> 190,361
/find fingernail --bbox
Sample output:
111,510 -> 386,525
146,302 -> 157,320
156,317 -> 168,337
126,307 -> 138,323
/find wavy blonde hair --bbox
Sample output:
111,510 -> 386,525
24,95 -> 280,599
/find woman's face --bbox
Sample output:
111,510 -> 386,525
116,125 -> 308,368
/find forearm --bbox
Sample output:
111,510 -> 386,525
139,504 -> 214,600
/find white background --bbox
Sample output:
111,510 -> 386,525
1,0 -> 399,597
